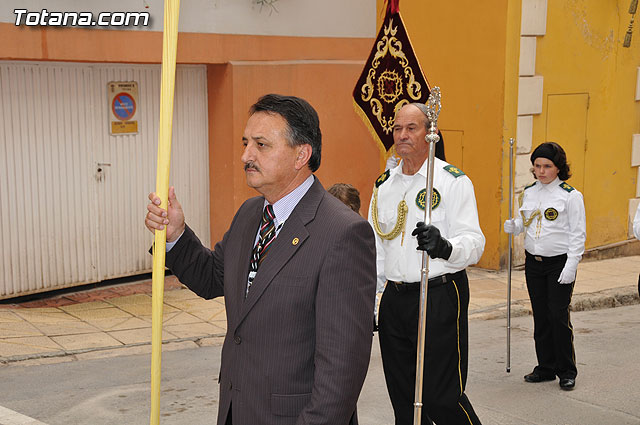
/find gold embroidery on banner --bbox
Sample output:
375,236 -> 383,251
360,17 -> 424,135
377,70 -> 403,103
372,19 -> 397,67
394,99 -> 409,115
370,99 -> 388,133
404,66 -> 422,100
361,69 -> 376,102
388,34 -> 407,66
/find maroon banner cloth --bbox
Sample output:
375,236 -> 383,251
353,6 -> 430,154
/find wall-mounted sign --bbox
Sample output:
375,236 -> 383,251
108,81 -> 139,135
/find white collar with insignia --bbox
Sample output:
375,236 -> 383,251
396,157 -> 442,179
539,176 -> 561,192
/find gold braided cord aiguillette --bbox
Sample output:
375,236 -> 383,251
518,191 -> 541,228
372,187 -> 408,240
521,210 -> 541,228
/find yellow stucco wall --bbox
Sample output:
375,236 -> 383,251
501,1 -> 524,266
532,0 -> 640,249
375,1 -> 511,269
375,0 -> 640,268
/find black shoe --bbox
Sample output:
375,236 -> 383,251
559,378 -> 575,390
524,372 -> 556,383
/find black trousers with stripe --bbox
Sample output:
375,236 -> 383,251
378,270 -> 481,425
525,252 -> 577,380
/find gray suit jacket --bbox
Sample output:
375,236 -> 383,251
165,178 -> 376,425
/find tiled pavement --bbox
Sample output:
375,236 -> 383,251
467,255 -> 640,319
1,257 -> 638,365
0,276 -> 227,363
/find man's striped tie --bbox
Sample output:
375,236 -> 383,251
247,204 -> 276,293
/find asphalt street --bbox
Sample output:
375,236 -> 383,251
0,304 -> 638,425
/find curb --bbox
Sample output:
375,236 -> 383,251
0,334 -> 225,366
470,285 -> 640,321
571,285 -> 640,312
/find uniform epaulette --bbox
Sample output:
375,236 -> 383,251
443,164 -> 465,178
560,182 -> 575,192
524,182 -> 536,190
375,169 -> 390,188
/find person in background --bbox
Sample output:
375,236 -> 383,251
504,141 -> 586,391
328,183 -> 361,215
329,182 -> 379,334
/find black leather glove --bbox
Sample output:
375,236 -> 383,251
411,222 -> 453,260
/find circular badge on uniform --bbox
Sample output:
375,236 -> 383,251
416,188 -> 441,211
544,207 -> 559,221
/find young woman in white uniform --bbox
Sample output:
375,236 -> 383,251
504,142 -> 586,391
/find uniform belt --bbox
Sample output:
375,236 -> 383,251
525,251 -> 567,263
389,272 -> 461,292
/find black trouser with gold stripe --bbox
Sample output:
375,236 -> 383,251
525,251 -> 577,380
378,270 -> 481,425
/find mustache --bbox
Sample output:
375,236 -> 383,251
244,162 -> 260,172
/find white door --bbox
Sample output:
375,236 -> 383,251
0,62 -> 209,299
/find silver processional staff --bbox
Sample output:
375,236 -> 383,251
413,87 -> 441,425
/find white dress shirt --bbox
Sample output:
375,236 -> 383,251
513,177 -> 586,270
254,174 -> 315,244
168,174 -> 315,251
368,158 -> 485,294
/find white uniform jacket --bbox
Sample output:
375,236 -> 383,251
512,177 -> 586,271
368,158 -> 486,294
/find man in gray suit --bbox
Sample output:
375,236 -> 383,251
145,94 -> 377,425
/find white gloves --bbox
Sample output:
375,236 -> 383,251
558,265 -> 576,284
503,219 -> 522,234
385,154 -> 399,170
558,257 -> 579,284
503,219 -> 516,233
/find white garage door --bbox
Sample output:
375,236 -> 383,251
0,61 -> 210,299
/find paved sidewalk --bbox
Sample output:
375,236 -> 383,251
468,255 -> 639,320
1,256 -> 638,365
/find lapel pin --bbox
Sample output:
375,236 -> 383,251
292,237 -> 299,246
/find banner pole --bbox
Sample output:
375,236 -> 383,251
150,1 -> 180,424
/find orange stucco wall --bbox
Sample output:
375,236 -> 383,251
375,1 -> 511,269
0,23 -> 372,63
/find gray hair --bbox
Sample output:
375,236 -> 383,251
409,102 -> 431,130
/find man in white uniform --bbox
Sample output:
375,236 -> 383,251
368,103 -> 485,425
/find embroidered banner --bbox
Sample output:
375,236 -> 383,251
353,0 -> 430,160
